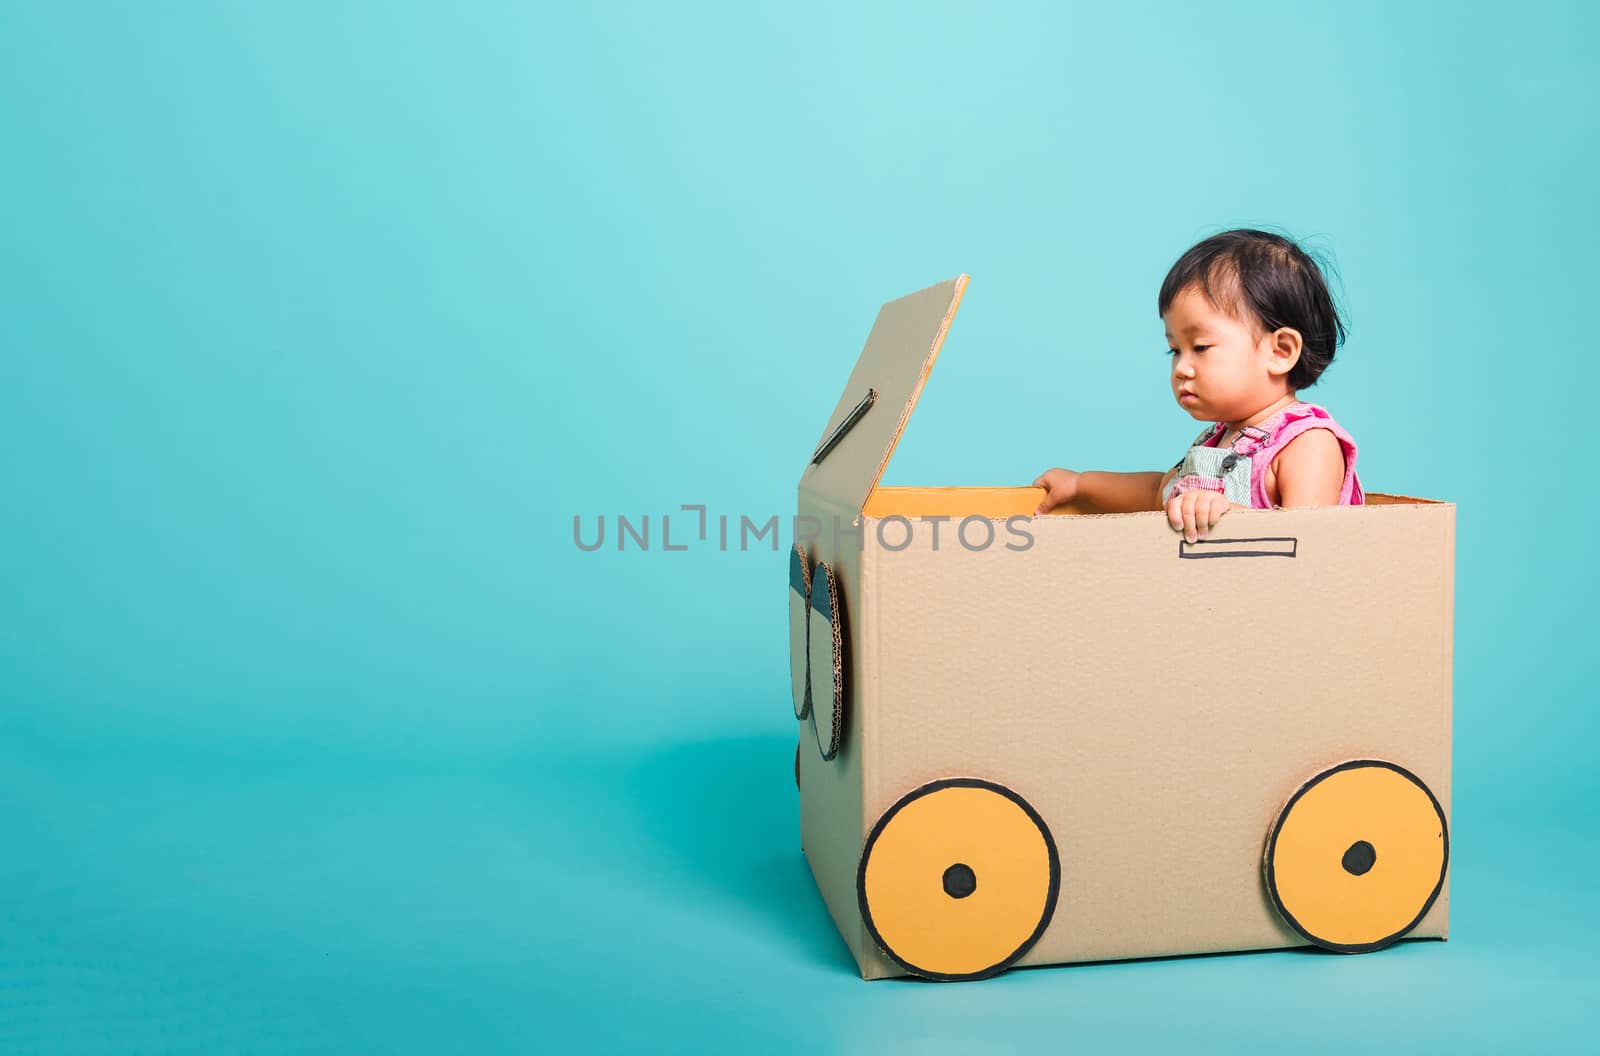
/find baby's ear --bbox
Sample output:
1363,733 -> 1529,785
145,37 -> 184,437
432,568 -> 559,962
1266,327 -> 1303,377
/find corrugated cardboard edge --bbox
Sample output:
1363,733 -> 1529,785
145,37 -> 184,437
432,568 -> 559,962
1435,501 -> 1455,939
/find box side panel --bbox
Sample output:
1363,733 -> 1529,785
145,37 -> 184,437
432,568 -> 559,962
796,492 -> 871,975
862,502 -> 1454,972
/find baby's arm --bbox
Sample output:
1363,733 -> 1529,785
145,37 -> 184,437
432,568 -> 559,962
1033,469 -> 1166,514
1273,429 -> 1346,506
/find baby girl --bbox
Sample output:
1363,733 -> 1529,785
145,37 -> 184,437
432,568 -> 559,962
1033,229 -> 1363,541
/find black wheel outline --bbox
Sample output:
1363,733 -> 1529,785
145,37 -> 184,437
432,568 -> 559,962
1264,758 -> 1449,954
857,777 -> 1061,981
807,560 -> 843,761
788,544 -> 812,721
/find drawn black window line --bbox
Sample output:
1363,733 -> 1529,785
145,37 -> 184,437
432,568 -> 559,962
1178,536 -> 1299,560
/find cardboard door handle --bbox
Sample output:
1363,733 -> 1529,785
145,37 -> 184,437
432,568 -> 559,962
1178,536 -> 1298,559
811,388 -> 877,465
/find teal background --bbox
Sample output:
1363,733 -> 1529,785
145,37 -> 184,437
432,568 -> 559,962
3,1 -> 1595,1051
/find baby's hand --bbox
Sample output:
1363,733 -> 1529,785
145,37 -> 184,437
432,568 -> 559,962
1032,468 -> 1079,515
1165,489 -> 1232,543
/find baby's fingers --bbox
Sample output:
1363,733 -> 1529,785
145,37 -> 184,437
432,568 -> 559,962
1193,496 -> 1226,541
1182,497 -> 1204,543
1165,497 -> 1184,532
1031,473 -> 1053,514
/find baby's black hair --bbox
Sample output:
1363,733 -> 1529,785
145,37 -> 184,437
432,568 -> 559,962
1158,229 -> 1346,390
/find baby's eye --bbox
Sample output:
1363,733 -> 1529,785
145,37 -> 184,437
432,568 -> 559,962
1193,344 -> 1210,353
1166,347 -> 1178,356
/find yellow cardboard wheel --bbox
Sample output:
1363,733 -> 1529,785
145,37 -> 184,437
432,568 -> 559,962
1265,760 -> 1448,953
857,778 -> 1060,981
788,544 -> 812,720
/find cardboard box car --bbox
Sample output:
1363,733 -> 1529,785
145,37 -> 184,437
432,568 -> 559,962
788,276 -> 1452,981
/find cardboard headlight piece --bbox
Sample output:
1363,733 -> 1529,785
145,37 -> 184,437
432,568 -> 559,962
807,560 -> 844,761
788,544 -> 812,721
789,276 -> 1454,981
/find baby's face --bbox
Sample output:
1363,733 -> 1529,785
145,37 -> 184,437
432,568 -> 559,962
1163,284 -> 1284,424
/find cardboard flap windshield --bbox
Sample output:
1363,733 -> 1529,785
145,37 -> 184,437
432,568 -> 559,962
798,275 -> 966,513
790,276 -> 1455,983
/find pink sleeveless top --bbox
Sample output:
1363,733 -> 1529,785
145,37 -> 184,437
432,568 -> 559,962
1169,401 -> 1363,508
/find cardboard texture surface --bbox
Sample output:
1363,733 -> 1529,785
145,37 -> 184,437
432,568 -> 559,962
793,277 -> 1454,981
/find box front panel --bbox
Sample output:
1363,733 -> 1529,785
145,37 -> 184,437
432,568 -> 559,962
794,491 -> 874,974
859,503 -> 1453,973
